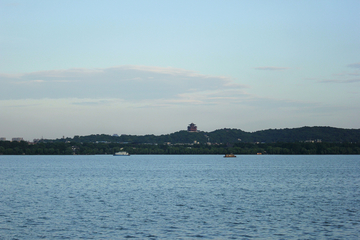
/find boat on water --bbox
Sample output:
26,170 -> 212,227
224,153 -> 236,158
113,151 -> 130,156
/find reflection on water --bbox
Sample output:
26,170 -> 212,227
0,155 -> 359,239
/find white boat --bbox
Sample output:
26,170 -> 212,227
113,151 -> 130,156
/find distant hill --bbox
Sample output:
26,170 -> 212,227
53,126 -> 360,144
219,126 -> 360,143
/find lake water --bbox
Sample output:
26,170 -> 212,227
0,155 -> 359,239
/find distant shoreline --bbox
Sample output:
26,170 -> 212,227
1,128 -> 360,155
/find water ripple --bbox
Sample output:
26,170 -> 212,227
0,155 -> 359,239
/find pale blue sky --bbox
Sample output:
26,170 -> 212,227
1,0 -> 359,140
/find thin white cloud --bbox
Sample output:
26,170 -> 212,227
71,99 -> 119,106
347,63 -> 360,69
319,79 -> 360,84
14,79 -> 45,84
0,65 -> 248,102
254,67 -> 290,71
333,72 -> 360,77
322,65 -> 360,83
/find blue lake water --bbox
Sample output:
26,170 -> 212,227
0,155 -> 359,239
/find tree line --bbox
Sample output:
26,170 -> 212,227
1,141 -> 359,155
49,126 -> 360,144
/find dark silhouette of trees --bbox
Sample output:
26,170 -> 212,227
0,140 -> 359,155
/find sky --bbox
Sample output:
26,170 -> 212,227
1,0 -> 360,140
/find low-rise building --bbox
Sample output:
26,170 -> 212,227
12,137 -> 24,142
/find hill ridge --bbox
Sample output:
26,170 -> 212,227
53,126 -> 360,144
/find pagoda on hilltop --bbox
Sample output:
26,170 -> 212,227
187,123 -> 197,132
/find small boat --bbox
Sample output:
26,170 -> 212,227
113,151 -> 130,156
224,153 -> 236,158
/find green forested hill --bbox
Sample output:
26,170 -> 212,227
2,127 -> 360,155
238,126 -> 360,143
53,126 -> 360,144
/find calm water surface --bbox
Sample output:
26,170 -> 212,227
0,155 -> 359,239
